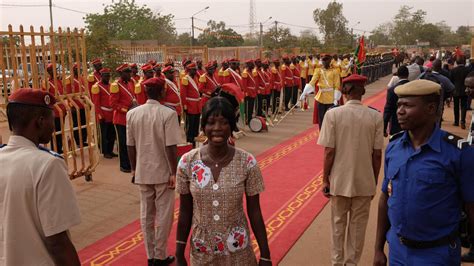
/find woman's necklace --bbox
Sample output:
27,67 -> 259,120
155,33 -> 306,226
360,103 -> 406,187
207,149 -> 229,168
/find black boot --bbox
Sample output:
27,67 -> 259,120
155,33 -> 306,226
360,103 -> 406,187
154,256 -> 175,266
148,259 -> 155,266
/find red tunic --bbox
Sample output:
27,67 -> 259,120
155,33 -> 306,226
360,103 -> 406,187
241,68 -> 257,98
262,69 -> 272,95
291,64 -> 301,89
227,68 -> 244,93
199,73 -> 220,108
91,81 -> 113,122
254,68 -> 265,95
271,66 -> 283,92
180,74 -> 201,115
280,64 -> 294,88
42,78 -> 66,117
110,78 -> 136,126
65,76 -> 85,109
162,78 -> 183,116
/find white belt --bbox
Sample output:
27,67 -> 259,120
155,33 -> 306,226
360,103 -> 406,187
247,86 -> 255,89
320,88 -> 334,92
186,97 -> 200,102
202,93 -> 212,98
164,102 -> 179,106
285,77 -> 293,80
101,106 -> 113,112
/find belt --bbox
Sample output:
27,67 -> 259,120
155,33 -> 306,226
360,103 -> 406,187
100,106 -> 113,112
163,102 -> 179,106
202,93 -> 212,98
398,231 -> 458,249
320,88 -> 334,92
186,97 -> 200,102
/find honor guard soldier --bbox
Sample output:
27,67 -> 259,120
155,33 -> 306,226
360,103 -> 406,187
162,66 -> 182,121
180,63 -> 201,146
196,59 -> 205,76
290,56 -> 301,108
281,55 -> 294,111
147,59 -> 157,67
154,63 -> 165,79
91,68 -> 117,159
217,59 -> 230,84
299,55 -> 308,86
227,58 -> 243,91
271,59 -> 283,114
1,88 -> 81,265
242,59 -> 258,125
260,60 -> 272,116
88,58 -> 102,95
110,64 -> 137,173
254,58 -> 266,117
307,55 -> 315,82
65,62 -> 88,148
42,63 -> 67,154
199,61 -> 220,109
130,63 -> 141,84
179,58 -> 192,80
373,80 -> 474,266
135,64 -> 155,105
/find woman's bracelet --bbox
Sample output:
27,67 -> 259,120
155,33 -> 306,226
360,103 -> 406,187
176,240 -> 187,245
260,257 -> 272,262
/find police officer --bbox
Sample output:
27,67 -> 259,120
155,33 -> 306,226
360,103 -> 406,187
373,79 -> 474,265
1,88 -> 81,265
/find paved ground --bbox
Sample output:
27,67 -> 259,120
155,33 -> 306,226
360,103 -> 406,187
0,73 -> 472,264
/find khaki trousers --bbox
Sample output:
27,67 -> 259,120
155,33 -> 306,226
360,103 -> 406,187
330,195 -> 372,266
139,184 -> 175,259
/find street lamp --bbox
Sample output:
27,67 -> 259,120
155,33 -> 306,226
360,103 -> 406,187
351,21 -> 360,48
191,6 -> 210,46
260,16 -> 272,48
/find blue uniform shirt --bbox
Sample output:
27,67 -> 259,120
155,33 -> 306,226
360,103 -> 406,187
382,127 -> 474,241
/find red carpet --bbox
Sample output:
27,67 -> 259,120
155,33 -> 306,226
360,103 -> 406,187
79,90 -> 387,265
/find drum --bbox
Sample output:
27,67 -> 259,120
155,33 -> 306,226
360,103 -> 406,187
177,143 -> 193,158
249,116 -> 268,132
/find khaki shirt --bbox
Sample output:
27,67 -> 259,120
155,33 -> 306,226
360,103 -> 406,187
126,99 -> 182,184
317,100 -> 384,197
0,136 -> 81,265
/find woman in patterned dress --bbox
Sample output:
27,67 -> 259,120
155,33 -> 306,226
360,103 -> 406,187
175,97 -> 271,266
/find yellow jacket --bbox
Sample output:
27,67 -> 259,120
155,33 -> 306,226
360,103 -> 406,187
309,68 -> 341,104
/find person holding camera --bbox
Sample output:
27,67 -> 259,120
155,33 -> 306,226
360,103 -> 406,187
317,74 -> 383,266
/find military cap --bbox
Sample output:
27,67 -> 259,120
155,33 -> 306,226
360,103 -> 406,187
281,55 -> 289,60
91,58 -> 102,65
262,59 -> 269,65
342,74 -> 368,85
186,63 -> 197,70
162,66 -> 174,73
130,63 -> 138,68
394,79 -> 441,97
141,64 -> 153,72
182,58 -> 191,66
205,62 -> 216,70
245,59 -> 254,64
116,63 -> 131,72
228,58 -> 239,63
272,58 -> 280,63
142,77 -> 165,88
46,63 -> 54,70
147,59 -> 157,66
8,88 -> 56,109
99,68 -> 111,74
255,58 -> 262,63
72,62 -> 80,70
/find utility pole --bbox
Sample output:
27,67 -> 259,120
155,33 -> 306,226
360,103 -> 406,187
191,16 -> 195,46
49,0 -> 54,30
274,21 -> 278,48
260,23 -> 263,48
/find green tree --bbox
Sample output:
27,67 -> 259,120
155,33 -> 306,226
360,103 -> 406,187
368,23 -> 393,46
391,6 -> 426,45
175,32 -> 192,46
456,26 -> 473,44
262,26 -> 297,50
197,20 -> 244,47
313,1 -> 350,47
298,30 -> 321,53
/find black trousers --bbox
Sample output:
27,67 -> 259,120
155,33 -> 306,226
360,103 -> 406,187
307,75 -> 313,83
284,86 -> 292,110
115,124 -> 131,170
271,90 -> 280,114
453,96 -> 468,124
185,113 -> 200,146
100,121 -> 116,155
301,78 -> 306,86
317,102 -> 334,129
245,96 -> 255,125
72,108 -> 88,147
52,117 -> 63,154
256,94 -> 270,117
291,85 -> 299,106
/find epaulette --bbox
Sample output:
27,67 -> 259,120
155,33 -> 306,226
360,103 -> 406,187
223,69 -> 230,77
271,67 -> 277,74
242,71 -> 248,78
134,83 -> 142,94
110,83 -> 119,93
280,65 -> 287,71
0,144 -> 6,149
38,146 -> 64,159
64,76 -> 71,85
87,74 -> 95,82
389,131 -> 404,142
252,69 -> 258,77
91,83 -> 100,94
444,133 -> 468,149
368,106 -> 380,112
181,77 -> 189,86
199,74 -> 207,83
218,69 -> 224,76
290,64 -> 296,70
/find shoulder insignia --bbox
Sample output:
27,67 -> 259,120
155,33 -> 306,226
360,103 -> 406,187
110,83 -> 119,93
223,69 -> 230,76
91,84 -> 100,94
290,64 -> 296,70
389,131 -> 404,142
38,145 -> 64,159
87,74 -> 95,82
242,71 -> 248,78
0,144 -> 6,149
181,77 -> 189,86
280,65 -> 287,71
443,133 -> 467,149
368,106 -> 380,112
218,69 -> 224,76
271,67 -> 277,74
199,74 -> 207,83
252,69 -> 258,77
134,83 -> 142,94
64,76 -> 71,85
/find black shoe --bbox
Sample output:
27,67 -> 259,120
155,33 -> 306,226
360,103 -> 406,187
461,123 -> 466,129
111,152 -> 118,157
104,154 -> 113,159
154,256 -> 175,266
120,167 -> 131,173
453,122 -> 459,127
285,108 -> 290,111
148,259 -> 155,266
461,251 -> 474,262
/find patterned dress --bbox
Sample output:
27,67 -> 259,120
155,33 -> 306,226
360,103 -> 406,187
177,148 -> 265,266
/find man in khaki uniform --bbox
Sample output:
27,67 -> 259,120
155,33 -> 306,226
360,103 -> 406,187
0,88 -> 81,265
317,74 -> 383,266
126,77 -> 181,266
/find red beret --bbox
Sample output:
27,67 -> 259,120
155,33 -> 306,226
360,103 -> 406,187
255,58 -> 262,63
8,88 -> 56,109
272,58 -> 280,63
130,63 -> 138,68
220,83 -> 244,103
142,77 -> 165,88
141,64 -> 153,72
46,63 -> 54,70
116,63 -> 130,72
262,60 -> 269,65
164,60 -> 174,67
342,74 -> 368,85
182,58 -> 191,66
205,62 -> 216,70
162,66 -> 174,73
72,62 -> 80,69
91,58 -> 102,65
99,68 -> 111,74
245,59 -> 254,64
228,58 -> 239,63
147,59 -> 157,66
196,59 -> 203,63
221,59 -> 229,64
154,63 -> 162,69
186,63 -> 197,70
